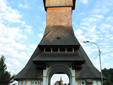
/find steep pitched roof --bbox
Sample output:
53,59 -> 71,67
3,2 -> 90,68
14,25 -> 105,80
33,52 -> 85,62
77,46 -> 104,79
14,0 -> 105,81
39,26 -> 79,46
14,42 -> 105,80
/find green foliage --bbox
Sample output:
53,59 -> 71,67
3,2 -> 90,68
102,68 -> 113,85
0,55 -> 14,85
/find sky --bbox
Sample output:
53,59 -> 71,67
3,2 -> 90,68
0,0 -> 113,84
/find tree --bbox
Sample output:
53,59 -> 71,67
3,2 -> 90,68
0,55 -> 14,85
102,68 -> 113,85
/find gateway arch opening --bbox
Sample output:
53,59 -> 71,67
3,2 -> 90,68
46,64 -> 75,85
51,74 -> 69,85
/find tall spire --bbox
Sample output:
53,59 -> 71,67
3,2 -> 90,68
60,76 -> 62,81
39,0 -> 79,47
60,76 -> 63,84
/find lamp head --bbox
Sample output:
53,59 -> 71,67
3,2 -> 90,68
83,41 -> 90,43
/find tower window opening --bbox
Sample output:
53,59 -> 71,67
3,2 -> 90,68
74,48 -> 77,52
40,49 -> 44,53
53,48 -> 58,52
60,48 -> 65,52
72,48 -> 75,52
45,48 -> 51,52
72,48 -> 78,53
56,37 -> 61,40
67,48 -> 73,52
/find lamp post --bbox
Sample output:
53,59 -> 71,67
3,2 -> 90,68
83,41 -> 103,85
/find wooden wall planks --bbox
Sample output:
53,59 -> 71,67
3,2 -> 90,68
46,0 -> 73,7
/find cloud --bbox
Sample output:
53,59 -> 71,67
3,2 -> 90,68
24,25 -> 33,34
0,0 -> 33,75
75,25 -> 99,43
39,21 -> 46,32
82,18 -> 97,23
25,28 -> 32,34
79,0 -> 88,4
74,29 -> 86,43
106,16 -> 113,22
93,8 -> 109,14
18,4 -> 29,9
28,44 -> 37,51
99,24 -> 112,34
0,28 -> 27,43
6,57 -> 25,74
38,33 -> 43,38
75,29 -> 83,35
82,45 -> 92,55
92,14 -> 104,19
74,0 -> 113,70
18,0 -> 29,9
80,22 -> 90,26
0,0 -> 25,24
39,6 -> 44,11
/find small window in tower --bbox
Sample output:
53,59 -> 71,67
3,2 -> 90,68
74,48 -> 76,52
45,48 -> 51,52
40,48 -> 44,53
67,48 -> 73,52
56,37 -> 61,40
60,48 -> 65,52
74,48 -> 78,53
53,48 -> 58,52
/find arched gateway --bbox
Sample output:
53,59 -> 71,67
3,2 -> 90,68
44,64 -> 76,85
14,0 -> 105,85
48,65 -> 71,85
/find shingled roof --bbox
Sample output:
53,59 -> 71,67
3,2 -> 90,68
14,41 -> 105,80
39,26 -> 79,46
77,46 -> 106,79
33,52 -> 84,62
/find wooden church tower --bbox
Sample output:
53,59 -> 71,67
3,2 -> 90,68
15,0 -> 104,85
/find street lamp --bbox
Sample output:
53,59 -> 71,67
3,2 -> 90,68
83,41 -> 103,85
